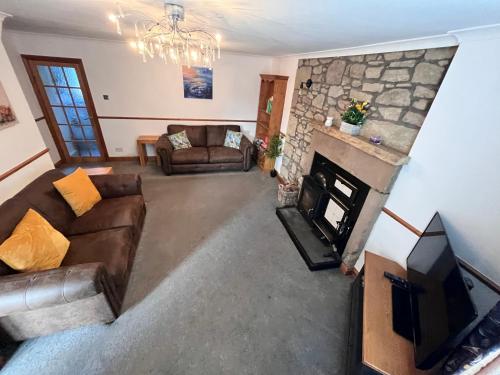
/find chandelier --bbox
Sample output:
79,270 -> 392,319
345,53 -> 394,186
108,2 -> 221,68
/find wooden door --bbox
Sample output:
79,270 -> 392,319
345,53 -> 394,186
22,55 -> 108,163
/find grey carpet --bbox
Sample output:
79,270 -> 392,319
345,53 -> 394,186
2,163 -> 352,375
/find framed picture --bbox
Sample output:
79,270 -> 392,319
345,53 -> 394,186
182,66 -> 213,99
0,81 -> 17,130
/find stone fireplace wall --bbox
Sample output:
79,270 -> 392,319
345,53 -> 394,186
281,46 -> 457,182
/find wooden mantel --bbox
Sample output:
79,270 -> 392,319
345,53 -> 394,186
311,122 -> 410,167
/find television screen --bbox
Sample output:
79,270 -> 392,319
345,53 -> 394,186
407,213 -> 477,369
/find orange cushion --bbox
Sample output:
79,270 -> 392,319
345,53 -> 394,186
0,209 -> 70,272
53,168 -> 102,217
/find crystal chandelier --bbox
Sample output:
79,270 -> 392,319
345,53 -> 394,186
108,2 -> 221,68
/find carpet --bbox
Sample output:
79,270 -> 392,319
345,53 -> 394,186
1,164 -> 352,375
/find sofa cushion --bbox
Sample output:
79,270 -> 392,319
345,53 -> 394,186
168,125 -> 206,147
63,227 -> 133,285
171,147 -> 209,165
223,130 -> 243,149
67,195 -> 145,236
208,146 -> 244,163
167,130 -> 192,150
0,209 -> 70,272
53,168 -> 102,217
206,125 -> 240,147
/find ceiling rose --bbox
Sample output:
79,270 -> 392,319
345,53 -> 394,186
108,1 -> 221,68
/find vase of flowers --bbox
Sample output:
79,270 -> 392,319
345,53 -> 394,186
340,99 -> 370,135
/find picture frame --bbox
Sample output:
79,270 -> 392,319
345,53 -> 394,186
182,66 -> 213,99
0,81 -> 17,130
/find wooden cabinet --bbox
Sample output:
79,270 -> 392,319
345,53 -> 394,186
255,74 -> 288,140
255,74 -> 288,170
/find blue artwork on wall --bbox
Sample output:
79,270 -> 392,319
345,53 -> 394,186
182,66 -> 213,99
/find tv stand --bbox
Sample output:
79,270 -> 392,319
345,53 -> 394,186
346,252 -> 424,375
347,252 -> 499,375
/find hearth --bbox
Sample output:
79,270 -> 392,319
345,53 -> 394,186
277,152 -> 369,270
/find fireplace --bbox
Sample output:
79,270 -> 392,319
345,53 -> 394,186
298,153 -> 370,256
277,125 -> 409,271
277,152 -> 370,270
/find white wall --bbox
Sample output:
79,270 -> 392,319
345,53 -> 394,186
3,31 -> 274,159
355,25 -> 500,282
0,13 -> 53,203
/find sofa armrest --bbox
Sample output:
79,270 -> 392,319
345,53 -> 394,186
156,134 -> 174,175
239,135 -> 255,171
0,263 -> 117,317
90,174 -> 142,198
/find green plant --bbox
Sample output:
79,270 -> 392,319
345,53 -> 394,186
341,99 -> 370,125
265,135 -> 283,160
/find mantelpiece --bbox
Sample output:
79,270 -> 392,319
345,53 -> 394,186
310,122 -> 409,167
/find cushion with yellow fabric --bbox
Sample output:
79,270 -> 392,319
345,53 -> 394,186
53,167 -> 102,217
0,209 -> 70,272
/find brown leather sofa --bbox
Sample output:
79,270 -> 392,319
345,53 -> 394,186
0,169 -> 145,341
156,124 -> 254,175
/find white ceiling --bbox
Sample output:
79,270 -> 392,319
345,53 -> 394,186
1,0 -> 500,56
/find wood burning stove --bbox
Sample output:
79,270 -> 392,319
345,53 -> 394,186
277,152 -> 369,270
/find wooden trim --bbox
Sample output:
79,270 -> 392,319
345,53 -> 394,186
21,55 -> 109,162
382,207 -> 423,237
34,116 -> 45,122
54,159 -> 64,167
22,56 -> 66,161
260,74 -> 289,81
97,115 -> 256,123
0,148 -> 49,182
78,59 -> 109,160
107,156 -> 159,162
108,156 -> 139,162
458,258 -> 500,293
20,55 -> 84,64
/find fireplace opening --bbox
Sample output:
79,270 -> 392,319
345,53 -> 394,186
299,153 -> 370,256
276,152 -> 370,270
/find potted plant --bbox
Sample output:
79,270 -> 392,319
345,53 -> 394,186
265,134 -> 283,177
340,99 -> 370,135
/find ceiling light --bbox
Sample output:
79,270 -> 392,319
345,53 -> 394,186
108,1 -> 221,68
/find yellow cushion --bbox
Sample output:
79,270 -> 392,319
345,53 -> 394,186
53,167 -> 102,217
0,209 -> 70,272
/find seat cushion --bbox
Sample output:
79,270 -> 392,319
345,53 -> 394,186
168,125 -> 206,147
171,147 -> 209,165
208,146 -> 244,163
63,227 -> 133,285
206,125 -> 241,147
68,195 -> 145,236
52,168 -> 102,217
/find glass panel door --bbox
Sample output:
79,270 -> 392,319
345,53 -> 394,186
23,56 -> 107,162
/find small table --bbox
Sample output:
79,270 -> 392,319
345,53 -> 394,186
137,135 -> 160,167
83,167 -> 113,175
63,166 -> 113,176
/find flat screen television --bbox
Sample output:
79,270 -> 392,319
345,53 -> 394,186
406,213 -> 478,369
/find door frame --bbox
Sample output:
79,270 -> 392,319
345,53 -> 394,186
22,55 -> 109,163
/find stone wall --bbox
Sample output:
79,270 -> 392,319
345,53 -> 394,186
281,46 -> 457,182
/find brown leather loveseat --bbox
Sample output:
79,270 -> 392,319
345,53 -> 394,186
156,124 -> 254,175
0,169 -> 145,341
